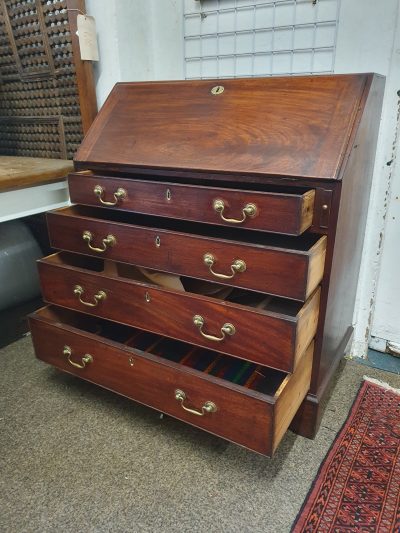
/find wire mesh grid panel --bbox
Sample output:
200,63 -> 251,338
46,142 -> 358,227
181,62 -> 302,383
183,0 -> 340,79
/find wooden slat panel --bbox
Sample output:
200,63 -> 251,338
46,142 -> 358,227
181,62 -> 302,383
0,0 -> 96,158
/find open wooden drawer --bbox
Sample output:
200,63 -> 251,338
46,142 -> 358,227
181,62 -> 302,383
38,252 -> 320,373
29,306 -> 313,456
68,173 -> 316,236
46,206 -> 327,301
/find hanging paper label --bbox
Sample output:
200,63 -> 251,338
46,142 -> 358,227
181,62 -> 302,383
77,14 -> 99,61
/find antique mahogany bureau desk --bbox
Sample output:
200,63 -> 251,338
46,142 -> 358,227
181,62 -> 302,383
29,74 -> 384,456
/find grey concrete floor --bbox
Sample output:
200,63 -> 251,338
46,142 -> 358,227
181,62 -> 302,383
1,336 -> 400,533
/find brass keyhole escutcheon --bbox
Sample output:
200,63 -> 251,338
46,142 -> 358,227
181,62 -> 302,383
166,188 -> 172,201
155,235 -> 161,247
211,85 -> 224,95
145,291 -> 151,303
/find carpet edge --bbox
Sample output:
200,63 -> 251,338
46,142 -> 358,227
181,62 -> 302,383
363,375 -> 400,395
290,379 -> 370,533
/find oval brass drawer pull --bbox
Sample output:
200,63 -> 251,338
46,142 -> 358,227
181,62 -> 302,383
82,230 -> 116,253
213,199 -> 257,224
193,314 -> 235,342
94,184 -> 127,206
174,389 -> 217,416
203,253 -> 246,280
73,285 -> 107,307
63,345 -> 93,369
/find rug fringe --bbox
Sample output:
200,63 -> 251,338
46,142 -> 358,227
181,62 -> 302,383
363,376 -> 400,395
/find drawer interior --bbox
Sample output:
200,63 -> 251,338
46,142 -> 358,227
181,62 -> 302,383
80,172 -> 312,194
37,305 -> 287,396
43,252 -> 304,317
57,205 -> 322,250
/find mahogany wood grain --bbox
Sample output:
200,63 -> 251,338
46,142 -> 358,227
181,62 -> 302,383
29,305 -> 311,455
273,342 -> 313,452
46,206 -> 326,300
291,74 -> 385,438
30,73 -> 385,450
68,173 -> 315,235
37,252 -> 320,372
315,75 -> 385,390
74,75 -> 368,180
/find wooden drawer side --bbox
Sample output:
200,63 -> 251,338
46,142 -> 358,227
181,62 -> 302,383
272,342 -> 313,453
306,235 -> 327,299
294,288 -> 321,365
299,190 -> 316,234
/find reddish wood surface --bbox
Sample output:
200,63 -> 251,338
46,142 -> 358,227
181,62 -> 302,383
30,73 -> 385,449
291,74 -> 385,438
68,173 -> 315,235
29,306 -> 284,455
316,75 -> 385,390
38,253 -> 319,372
74,75 -> 368,180
46,206 -> 324,300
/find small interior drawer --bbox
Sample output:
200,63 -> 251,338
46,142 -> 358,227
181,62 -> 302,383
46,206 -> 327,301
29,305 -> 313,456
38,252 -> 320,373
68,173 -> 315,236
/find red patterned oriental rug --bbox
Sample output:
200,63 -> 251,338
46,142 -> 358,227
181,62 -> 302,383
292,379 -> 400,533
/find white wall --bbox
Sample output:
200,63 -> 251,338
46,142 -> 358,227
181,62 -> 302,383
85,0 -> 184,107
372,134 -> 400,347
334,0 -> 400,356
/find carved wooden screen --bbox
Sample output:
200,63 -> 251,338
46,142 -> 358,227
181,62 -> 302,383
0,0 -> 96,159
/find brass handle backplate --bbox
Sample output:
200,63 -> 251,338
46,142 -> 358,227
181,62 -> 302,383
213,199 -> 257,224
193,314 -> 235,342
174,389 -> 217,416
203,253 -> 246,280
73,285 -> 107,307
63,345 -> 93,369
82,230 -> 116,253
94,184 -> 127,206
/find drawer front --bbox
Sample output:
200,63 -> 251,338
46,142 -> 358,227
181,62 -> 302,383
29,311 -> 272,454
29,308 -> 313,455
38,259 -> 320,372
47,210 -> 326,301
69,174 -> 315,236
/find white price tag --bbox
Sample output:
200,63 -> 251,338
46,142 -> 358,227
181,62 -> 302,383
77,14 -> 99,61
